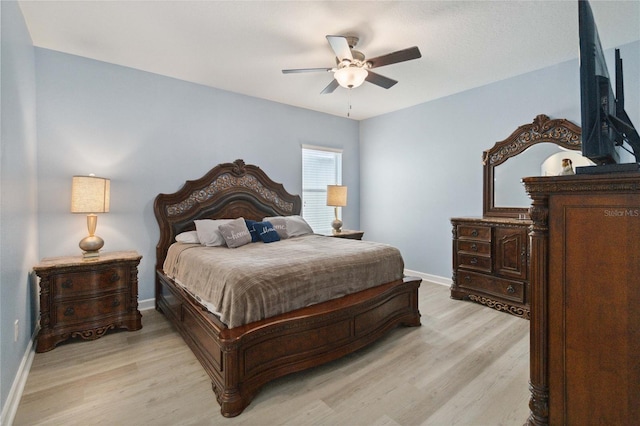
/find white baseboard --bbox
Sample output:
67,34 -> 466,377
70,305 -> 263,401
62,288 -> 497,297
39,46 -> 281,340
1,327 -> 38,426
138,298 -> 155,311
404,269 -> 452,287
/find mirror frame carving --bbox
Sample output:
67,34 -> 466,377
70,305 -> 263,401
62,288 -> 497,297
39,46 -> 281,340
483,114 -> 582,218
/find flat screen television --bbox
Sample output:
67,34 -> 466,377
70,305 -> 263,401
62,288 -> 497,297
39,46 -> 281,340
578,0 -> 640,173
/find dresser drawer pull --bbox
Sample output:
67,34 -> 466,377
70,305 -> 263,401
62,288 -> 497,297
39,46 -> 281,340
470,257 -> 478,265
112,299 -> 121,308
507,285 -> 515,294
470,243 -> 478,251
471,229 -> 479,237
109,273 -> 120,283
61,279 -> 73,289
464,275 -> 471,283
64,307 -> 75,316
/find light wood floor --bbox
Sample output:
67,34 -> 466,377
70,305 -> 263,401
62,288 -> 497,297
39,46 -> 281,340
14,282 -> 530,425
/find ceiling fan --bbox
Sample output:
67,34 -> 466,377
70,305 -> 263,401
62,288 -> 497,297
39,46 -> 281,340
282,35 -> 422,94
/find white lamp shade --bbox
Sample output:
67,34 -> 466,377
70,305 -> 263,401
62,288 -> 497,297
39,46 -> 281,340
327,185 -> 348,207
334,67 -> 368,89
71,175 -> 110,213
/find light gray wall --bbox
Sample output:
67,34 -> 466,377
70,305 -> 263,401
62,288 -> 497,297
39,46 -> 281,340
0,0 -> 39,418
359,40 -> 639,280
34,48 -> 360,302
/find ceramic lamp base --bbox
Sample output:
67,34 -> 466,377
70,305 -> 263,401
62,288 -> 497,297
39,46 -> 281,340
79,235 -> 104,259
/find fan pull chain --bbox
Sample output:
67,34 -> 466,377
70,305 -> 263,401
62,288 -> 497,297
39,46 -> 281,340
347,89 -> 352,118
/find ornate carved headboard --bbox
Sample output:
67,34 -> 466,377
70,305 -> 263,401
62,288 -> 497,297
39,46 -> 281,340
153,159 -> 302,270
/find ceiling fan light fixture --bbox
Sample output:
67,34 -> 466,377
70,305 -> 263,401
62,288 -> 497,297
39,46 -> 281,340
283,35 -> 421,94
334,66 -> 368,89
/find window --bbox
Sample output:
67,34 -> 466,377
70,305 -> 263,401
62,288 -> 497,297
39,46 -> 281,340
302,146 -> 342,235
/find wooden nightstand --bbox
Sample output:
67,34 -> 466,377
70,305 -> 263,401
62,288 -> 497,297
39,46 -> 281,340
329,230 -> 364,240
33,250 -> 142,352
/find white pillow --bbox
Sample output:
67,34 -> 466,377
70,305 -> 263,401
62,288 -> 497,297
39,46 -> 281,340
194,219 -> 234,246
263,215 -> 314,237
175,230 -> 200,244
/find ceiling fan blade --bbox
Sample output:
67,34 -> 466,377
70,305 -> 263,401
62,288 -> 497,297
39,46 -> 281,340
365,71 -> 398,89
320,79 -> 340,94
326,35 -> 353,62
282,67 -> 332,74
367,46 -> 421,69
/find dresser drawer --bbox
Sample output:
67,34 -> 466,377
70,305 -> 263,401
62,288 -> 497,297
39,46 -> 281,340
457,270 -> 525,304
457,253 -> 492,273
457,225 -> 491,241
54,292 -> 128,326
457,240 -> 491,256
53,266 -> 128,299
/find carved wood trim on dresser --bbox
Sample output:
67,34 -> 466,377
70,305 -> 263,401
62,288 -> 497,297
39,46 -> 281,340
523,172 -> 640,425
451,217 -> 531,319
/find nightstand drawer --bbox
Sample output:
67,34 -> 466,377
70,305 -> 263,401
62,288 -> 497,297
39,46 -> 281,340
53,266 -> 129,299
54,293 -> 128,326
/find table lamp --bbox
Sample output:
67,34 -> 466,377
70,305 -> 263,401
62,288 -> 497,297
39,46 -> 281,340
326,185 -> 347,234
71,175 -> 110,258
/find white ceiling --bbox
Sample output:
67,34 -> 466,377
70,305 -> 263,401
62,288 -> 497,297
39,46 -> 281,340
18,1 -> 640,121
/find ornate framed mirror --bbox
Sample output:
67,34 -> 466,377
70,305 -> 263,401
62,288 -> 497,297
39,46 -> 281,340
482,114 -> 583,218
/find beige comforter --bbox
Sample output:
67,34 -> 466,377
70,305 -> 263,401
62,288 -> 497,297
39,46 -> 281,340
163,234 -> 404,328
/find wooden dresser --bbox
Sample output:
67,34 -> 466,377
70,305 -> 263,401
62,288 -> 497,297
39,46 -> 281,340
450,115 -> 583,319
34,250 -> 142,352
451,217 -> 530,319
523,172 -> 640,425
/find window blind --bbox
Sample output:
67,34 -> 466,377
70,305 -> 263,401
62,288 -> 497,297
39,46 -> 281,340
302,146 -> 342,235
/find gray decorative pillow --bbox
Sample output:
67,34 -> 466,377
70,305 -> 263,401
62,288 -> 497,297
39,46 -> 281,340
218,218 -> 252,248
268,217 -> 289,239
263,215 -> 314,237
285,215 -> 314,237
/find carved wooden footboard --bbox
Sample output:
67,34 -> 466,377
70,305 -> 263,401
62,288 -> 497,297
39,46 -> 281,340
154,159 -> 421,417
157,271 -> 420,416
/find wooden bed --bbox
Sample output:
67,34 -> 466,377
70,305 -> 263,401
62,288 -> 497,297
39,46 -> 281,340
154,159 -> 422,417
